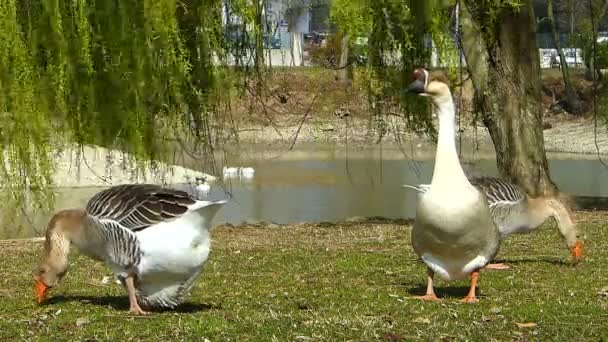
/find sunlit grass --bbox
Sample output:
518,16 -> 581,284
1,211 -> 607,340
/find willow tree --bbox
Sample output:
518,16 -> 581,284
0,0 -> 239,233
460,0 -> 558,196
331,0 -> 559,195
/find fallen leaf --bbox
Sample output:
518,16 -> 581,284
481,315 -> 495,322
294,336 -> 313,342
76,317 -> 91,327
489,306 -> 502,314
382,332 -> 405,341
269,308 -> 278,320
413,317 -> 430,324
515,322 -> 537,328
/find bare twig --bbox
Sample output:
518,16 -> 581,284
288,94 -> 319,151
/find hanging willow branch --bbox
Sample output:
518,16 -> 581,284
0,0 -> 271,232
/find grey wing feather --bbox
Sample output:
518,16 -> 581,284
85,184 -> 196,232
468,177 -> 526,208
90,217 -> 143,269
403,177 -> 526,207
402,177 -> 527,210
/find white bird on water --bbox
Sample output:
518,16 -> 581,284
195,176 -> 211,197
240,167 -> 255,179
222,167 -> 239,179
222,166 -> 255,180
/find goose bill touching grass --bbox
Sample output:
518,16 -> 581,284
33,184 -> 227,315
404,177 -> 583,269
406,68 -> 501,303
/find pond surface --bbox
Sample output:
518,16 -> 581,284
3,144 -> 608,239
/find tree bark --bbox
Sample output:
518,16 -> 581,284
547,0 -> 582,114
461,0 -> 558,196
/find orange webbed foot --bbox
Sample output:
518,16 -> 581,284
460,296 -> 479,304
415,294 -> 441,302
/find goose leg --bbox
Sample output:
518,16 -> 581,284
415,268 -> 441,301
460,270 -> 479,303
125,274 -> 148,315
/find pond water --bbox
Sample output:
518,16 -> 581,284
3,144 -> 608,239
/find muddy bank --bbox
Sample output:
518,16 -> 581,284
232,115 -> 608,155
51,144 -> 215,188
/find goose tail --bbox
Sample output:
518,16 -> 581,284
401,183 -> 431,194
188,200 -> 228,230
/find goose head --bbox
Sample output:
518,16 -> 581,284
407,68 -> 452,105
33,210 -> 83,304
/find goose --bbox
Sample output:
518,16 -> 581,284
195,176 -> 211,197
406,68 -> 501,303
240,167 -> 255,179
33,184 -> 227,315
404,177 -> 583,270
222,166 -> 239,179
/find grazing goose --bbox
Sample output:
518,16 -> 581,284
33,184 -> 227,315
406,68 -> 501,303
405,177 -> 583,269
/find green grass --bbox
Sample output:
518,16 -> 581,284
1,212 -> 607,341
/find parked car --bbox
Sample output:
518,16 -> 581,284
539,49 -> 553,68
553,48 -> 584,68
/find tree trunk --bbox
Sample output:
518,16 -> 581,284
586,0 -> 608,82
547,0 -> 581,114
569,0 -> 574,35
336,34 -> 353,89
461,0 -> 558,197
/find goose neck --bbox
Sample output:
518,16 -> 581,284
432,97 -> 468,186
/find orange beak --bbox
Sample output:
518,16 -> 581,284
571,240 -> 584,263
34,279 -> 49,304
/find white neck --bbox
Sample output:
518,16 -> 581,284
431,94 -> 469,187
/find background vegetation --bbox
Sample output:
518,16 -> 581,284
2,0 -> 608,219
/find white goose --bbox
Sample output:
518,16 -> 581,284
33,184 -> 227,315
240,167 -> 255,179
405,177 -> 583,269
195,176 -> 211,197
406,68 -> 501,303
222,166 -> 239,179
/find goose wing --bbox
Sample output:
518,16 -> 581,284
85,184 -> 196,232
468,177 -> 526,210
403,177 -> 526,210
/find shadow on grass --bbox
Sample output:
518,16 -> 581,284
491,256 -> 573,267
45,295 -> 216,313
406,285 -> 477,299
403,256 -> 575,298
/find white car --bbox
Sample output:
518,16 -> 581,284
553,48 -> 584,68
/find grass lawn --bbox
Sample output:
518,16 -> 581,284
1,211 -> 607,341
